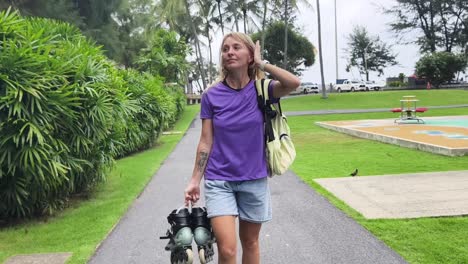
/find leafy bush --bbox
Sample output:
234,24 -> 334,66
113,70 -> 164,157
251,21 -> 315,75
0,9 -> 186,219
0,9 -> 120,218
388,81 -> 402,87
415,52 -> 467,87
135,29 -> 191,83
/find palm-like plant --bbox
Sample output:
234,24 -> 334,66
240,0 -> 261,33
271,0 -> 313,68
222,0 -> 261,33
0,10 -> 118,217
135,29 -> 191,83
215,0 -> 225,35
260,0 -> 270,54
0,9 -> 185,219
196,0 -> 219,83
223,1 -> 241,32
155,0 -> 207,90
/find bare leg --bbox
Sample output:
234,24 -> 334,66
211,215 -> 237,264
239,219 -> 262,264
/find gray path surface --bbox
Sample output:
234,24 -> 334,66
285,104 -> 468,116
88,117 -> 407,264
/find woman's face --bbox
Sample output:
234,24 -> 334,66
221,37 -> 253,72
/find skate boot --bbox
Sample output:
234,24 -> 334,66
191,207 -> 215,264
160,208 -> 194,264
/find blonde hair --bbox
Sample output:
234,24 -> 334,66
211,32 -> 265,86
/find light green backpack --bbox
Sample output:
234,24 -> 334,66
255,79 -> 296,176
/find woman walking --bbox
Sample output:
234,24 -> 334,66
185,32 -> 300,264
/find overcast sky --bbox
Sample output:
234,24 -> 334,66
208,0 -> 425,85
297,0 -> 422,84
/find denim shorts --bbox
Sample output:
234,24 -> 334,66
204,177 -> 272,223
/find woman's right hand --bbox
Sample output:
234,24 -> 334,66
254,40 -> 263,67
184,181 -> 200,206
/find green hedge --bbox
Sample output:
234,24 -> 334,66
113,69 -> 185,158
0,9 -> 185,219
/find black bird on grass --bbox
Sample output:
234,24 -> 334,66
350,169 -> 358,177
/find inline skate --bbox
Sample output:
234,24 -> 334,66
160,207 -> 194,264
191,207 -> 215,264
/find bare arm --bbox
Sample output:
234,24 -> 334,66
265,64 -> 301,98
254,41 -> 301,98
184,119 -> 213,205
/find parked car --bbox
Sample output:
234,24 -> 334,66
365,80 -> 383,91
301,82 -> 319,94
292,82 -> 319,94
335,79 -> 366,92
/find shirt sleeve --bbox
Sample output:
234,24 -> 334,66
268,79 -> 280,103
200,91 -> 213,119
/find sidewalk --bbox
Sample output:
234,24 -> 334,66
316,170 -> 468,219
285,104 -> 468,116
88,117 -> 407,264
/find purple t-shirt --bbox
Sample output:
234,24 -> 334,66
200,79 -> 277,181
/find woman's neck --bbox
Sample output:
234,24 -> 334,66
225,72 -> 251,90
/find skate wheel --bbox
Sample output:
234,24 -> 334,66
171,248 -> 193,264
185,248 -> 194,264
199,248 -> 206,264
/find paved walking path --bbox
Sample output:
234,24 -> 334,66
88,117 -> 407,264
285,104 -> 468,116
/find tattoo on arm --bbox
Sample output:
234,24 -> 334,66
197,151 -> 209,172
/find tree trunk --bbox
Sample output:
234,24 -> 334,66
283,0 -> 288,69
428,1 -> 436,52
234,4 -> 240,32
316,0 -> 327,99
193,37 -> 204,87
208,27 -> 213,84
243,7 -> 247,33
216,0 -> 224,35
362,53 -> 368,81
261,0 -> 267,54
184,0 -> 207,90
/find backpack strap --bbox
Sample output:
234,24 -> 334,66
255,79 -> 283,115
255,79 -> 269,107
255,79 -> 275,143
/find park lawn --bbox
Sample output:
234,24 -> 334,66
282,89 -> 468,111
0,105 -> 200,264
289,107 -> 468,264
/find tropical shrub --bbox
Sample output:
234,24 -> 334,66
135,29 -> 191,84
0,9 -> 186,219
251,21 -> 316,76
114,70 -> 164,157
0,10 -> 121,218
415,52 -> 467,87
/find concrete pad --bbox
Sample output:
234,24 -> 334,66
315,170 -> 468,219
4,253 -> 72,264
316,115 -> 468,157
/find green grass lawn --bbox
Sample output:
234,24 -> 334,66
289,107 -> 468,264
0,105 -> 200,264
282,89 -> 468,111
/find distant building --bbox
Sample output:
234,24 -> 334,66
407,74 -> 427,86
386,74 -> 427,87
